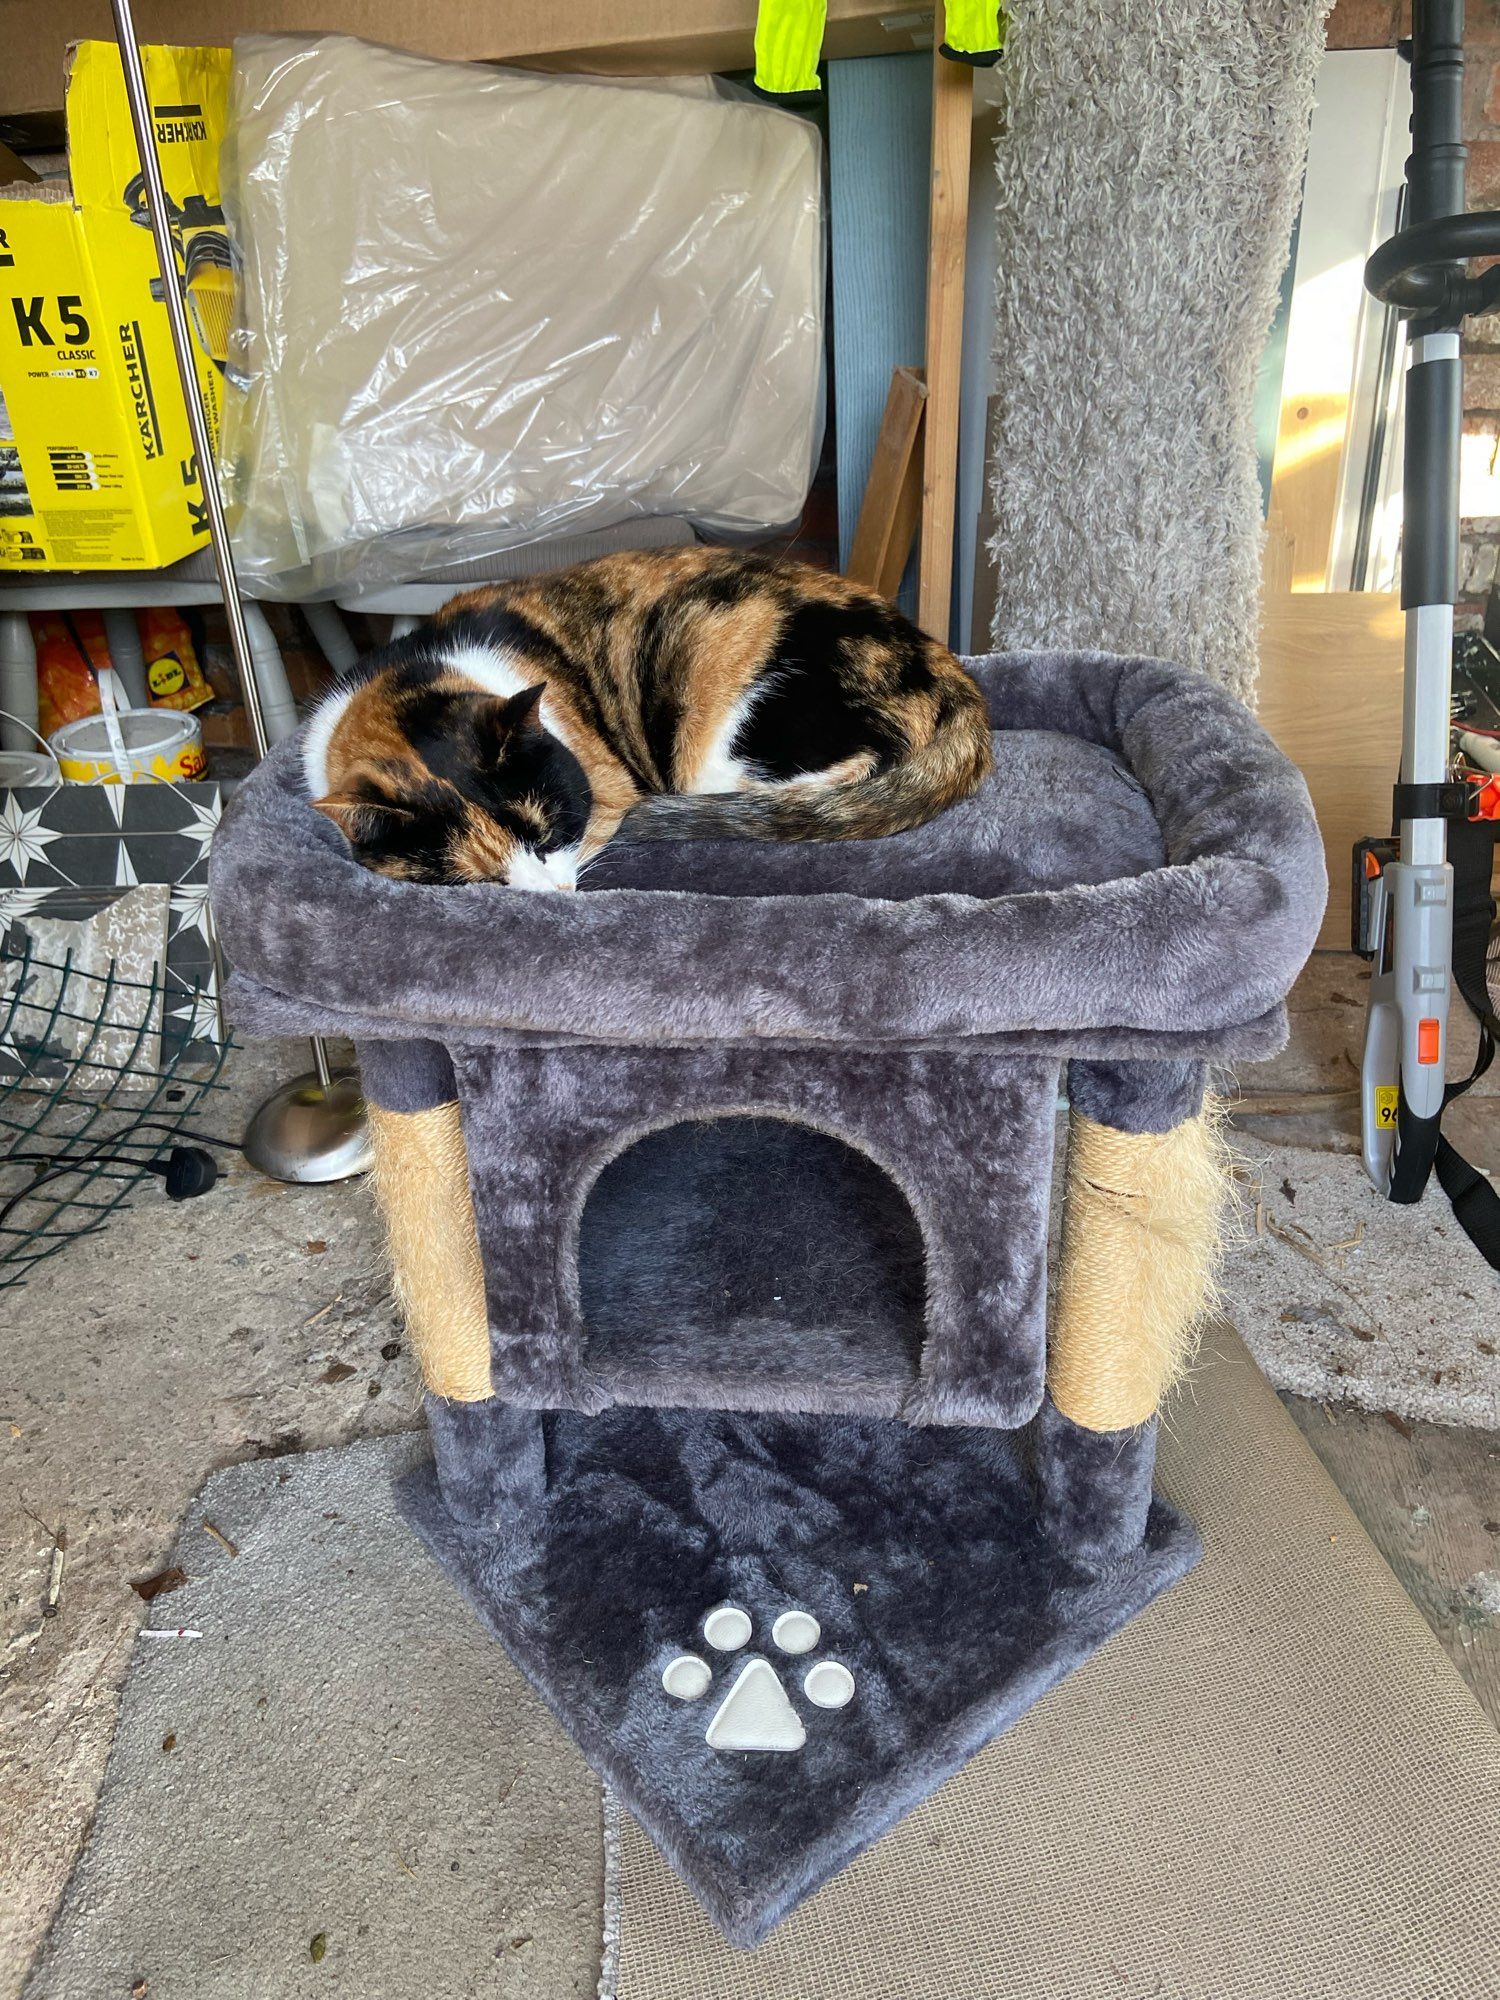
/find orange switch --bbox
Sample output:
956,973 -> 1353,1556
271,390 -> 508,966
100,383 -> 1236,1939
1417,1018 -> 1442,1065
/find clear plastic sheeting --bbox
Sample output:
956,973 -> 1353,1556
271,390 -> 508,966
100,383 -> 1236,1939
220,36 -> 827,596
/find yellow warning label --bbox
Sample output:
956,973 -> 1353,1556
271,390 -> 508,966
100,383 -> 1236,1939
1374,1086 -> 1399,1130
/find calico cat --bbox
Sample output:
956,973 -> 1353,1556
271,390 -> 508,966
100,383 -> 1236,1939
303,548 -> 992,888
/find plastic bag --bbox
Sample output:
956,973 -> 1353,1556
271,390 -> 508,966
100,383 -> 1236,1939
33,612 -> 111,740
138,608 -> 213,713
221,36 -> 827,596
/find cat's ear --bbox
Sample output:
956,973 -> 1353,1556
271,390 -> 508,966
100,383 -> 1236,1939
473,683 -> 545,760
312,794 -> 414,846
503,683 -> 547,731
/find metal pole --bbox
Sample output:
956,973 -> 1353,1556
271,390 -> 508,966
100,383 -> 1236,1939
108,2 -> 369,1184
107,0 -> 269,760
1360,0 -> 1464,1203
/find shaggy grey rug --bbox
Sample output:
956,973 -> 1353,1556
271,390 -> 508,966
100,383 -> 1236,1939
1225,1137 -> 1500,1429
986,0 -> 1329,700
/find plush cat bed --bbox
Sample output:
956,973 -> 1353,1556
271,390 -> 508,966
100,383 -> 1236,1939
214,651 -> 1322,1053
210,648 -> 1325,1943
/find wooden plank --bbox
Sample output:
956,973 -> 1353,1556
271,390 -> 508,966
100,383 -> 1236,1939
1284,1392 -> 1500,1730
847,367 -> 927,597
1258,591 -> 1405,949
0,1 -> 931,121
1261,517 -> 1295,598
1268,403 -> 1348,593
827,53 -> 932,584
916,22 -> 974,644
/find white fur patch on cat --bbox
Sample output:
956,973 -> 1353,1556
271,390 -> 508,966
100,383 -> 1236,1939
445,641 -> 574,753
506,843 -> 581,893
301,680 -> 358,801
442,639 -> 531,702
689,685 -> 761,795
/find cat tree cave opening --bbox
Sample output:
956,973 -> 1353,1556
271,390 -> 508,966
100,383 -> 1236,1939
576,1116 -> 929,1415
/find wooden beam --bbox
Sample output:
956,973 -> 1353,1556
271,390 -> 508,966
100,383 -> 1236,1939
1258,591 -> 1405,948
848,366 -> 927,597
917,19 -> 974,643
0,2 -> 935,122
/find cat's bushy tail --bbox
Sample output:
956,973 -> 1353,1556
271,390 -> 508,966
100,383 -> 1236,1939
622,699 -> 994,846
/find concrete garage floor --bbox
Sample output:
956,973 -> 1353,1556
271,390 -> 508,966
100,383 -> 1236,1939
3,964 -> 1498,1996
0,1041 -> 449,1994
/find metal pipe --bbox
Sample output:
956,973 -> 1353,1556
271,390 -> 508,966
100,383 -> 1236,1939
1374,0 -> 1465,1204
108,4 -> 358,1174
106,0 -> 270,761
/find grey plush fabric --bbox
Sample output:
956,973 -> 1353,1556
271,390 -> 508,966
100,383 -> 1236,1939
454,1047 -> 1057,1428
1033,1401 -> 1158,1567
423,1396 -> 546,1529
209,643 -> 1322,1944
985,4 -> 1328,702
400,1403 -> 1199,1947
212,651 -> 1325,1053
243,986 -> 1287,1066
1069,1058 -> 1207,1135
579,1118 -> 926,1415
355,1036 -> 456,1113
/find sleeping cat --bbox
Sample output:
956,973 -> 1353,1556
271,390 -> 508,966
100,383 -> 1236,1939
303,548 -> 992,888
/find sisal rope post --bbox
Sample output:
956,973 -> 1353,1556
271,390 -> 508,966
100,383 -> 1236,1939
367,1101 -> 493,1402
1049,1107 -> 1226,1432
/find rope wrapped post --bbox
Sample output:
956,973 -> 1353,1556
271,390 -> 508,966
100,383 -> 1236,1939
367,1101 -> 492,1402
1049,1107 -> 1226,1432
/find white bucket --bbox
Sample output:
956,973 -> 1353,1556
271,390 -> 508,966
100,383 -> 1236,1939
53,705 -> 207,785
0,749 -> 58,786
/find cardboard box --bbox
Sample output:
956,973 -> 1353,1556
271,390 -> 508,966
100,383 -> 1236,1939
0,4 -> 923,127
0,41 -> 229,570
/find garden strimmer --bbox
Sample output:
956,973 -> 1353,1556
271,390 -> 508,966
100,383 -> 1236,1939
1357,0 -> 1500,1267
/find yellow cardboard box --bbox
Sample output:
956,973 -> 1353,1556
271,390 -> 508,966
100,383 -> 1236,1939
0,41 -> 230,570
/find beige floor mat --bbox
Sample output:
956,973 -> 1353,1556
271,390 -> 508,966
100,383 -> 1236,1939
606,1321 -> 1500,2000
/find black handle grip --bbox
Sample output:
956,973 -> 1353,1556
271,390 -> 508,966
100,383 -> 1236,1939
1365,209 -> 1500,311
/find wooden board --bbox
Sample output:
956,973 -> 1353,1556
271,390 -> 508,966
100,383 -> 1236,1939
847,367 -> 927,597
827,53 -> 932,585
916,23 -> 974,644
1258,591 -> 1405,949
0,1 -> 936,121
1284,1391 -> 1500,1730
1267,397 -> 1348,594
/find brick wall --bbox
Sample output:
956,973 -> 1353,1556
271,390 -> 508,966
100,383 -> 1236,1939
1329,0 -> 1500,624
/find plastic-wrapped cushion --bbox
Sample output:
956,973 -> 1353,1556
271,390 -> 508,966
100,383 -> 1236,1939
220,35 -> 825,594
210,651 -> 1326,1057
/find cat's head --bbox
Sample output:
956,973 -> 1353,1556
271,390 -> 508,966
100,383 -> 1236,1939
306,671 -> 592,889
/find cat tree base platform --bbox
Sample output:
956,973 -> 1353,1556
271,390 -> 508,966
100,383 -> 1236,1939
401,1402 -> 1198,1947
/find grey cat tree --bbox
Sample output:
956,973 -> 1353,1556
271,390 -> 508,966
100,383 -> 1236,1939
212,645 -> 1324,1942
